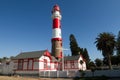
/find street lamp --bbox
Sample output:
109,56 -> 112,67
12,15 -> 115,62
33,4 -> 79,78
56,48 -> 69,71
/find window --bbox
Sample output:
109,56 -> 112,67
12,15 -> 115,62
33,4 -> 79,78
74,61 -> 78,68
44,59 -> 47,69
64,61 -> 67,68
18,59 -> 23,70
54,63 -> 57,69
28,58 -> 33,70
71,61 -> 74,68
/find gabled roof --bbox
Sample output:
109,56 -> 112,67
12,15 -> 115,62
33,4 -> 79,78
12,50 -> 48,59
64,55 -> 80,61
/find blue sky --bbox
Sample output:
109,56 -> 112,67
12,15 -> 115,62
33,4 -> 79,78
0,0 -> 120,61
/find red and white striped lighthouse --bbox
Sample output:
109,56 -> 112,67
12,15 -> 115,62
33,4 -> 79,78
51,4 -> 62,60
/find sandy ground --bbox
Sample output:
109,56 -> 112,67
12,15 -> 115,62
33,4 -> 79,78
0,76 -> 73,80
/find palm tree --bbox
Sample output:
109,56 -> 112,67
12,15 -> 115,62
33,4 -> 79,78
95,32 -> 116,70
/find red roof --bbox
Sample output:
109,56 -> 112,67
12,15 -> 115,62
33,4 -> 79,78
52,4 -> 60,13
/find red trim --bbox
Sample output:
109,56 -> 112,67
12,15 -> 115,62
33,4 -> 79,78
27,59 -> 29,70
44,50 -> 52,60
52,38 -> 62,41
53,18 -> 61,28
15,58 -> 59,71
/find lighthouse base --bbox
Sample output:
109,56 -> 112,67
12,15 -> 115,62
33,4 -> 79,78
51,40 -> 62,59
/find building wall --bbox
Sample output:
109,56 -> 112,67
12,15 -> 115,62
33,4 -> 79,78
78,56 -> 86,70
1,61 -> 14,75
64,56 -> 86,71
39,56 -> 57,71
13,58 -> 39,72
12,55 -> 57,74
0,64 -> 2,73
64,60 -> 79,71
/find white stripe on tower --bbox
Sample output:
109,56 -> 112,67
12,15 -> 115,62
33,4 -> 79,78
52,28 -> 61,38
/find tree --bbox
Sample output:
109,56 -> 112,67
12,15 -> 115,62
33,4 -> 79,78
82,48 -> 90,63
81,48 -> 90,69
69,34 -> 79,56
95,58 -> 103,67
117,55 -> 120,65
103,57 -> 109,66
0,58 -> 2,63
95,32 -> 116,69
111,55 -> 119,65
79,47 -> 84,54
89,61 -> 96,68
2,57 -> 8,61
89,61 -> 96,77
116,31 -> 120,55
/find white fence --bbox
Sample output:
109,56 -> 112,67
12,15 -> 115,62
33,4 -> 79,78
39,70 -> 120,78
84,70 -> 120,77
39,71 -> 69,78
1,69 -> 120,78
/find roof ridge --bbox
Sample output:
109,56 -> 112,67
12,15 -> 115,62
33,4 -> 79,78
20,50 -> 47,54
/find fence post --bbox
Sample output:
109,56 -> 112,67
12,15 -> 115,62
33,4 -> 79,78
67,70 -> 68,77
49,71 -> 50,78
57,71 -> 59,78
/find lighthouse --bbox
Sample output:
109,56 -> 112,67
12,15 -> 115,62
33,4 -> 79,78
51,4 -> 62,60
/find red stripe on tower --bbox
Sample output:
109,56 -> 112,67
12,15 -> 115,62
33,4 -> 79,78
53,18 -> 61,28
51,4 -> 62,60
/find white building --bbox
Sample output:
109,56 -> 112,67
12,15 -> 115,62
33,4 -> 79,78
12,50 -> 58,75
0,50 -> 86,75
